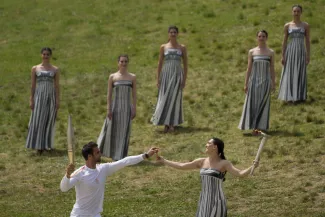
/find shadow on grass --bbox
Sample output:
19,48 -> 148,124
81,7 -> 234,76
46,149 -> 68,157
28,149 -> 68,158
268,130 -> 305,137
155,126 -> 215,134
304,97 -> 318,105
279,97 -> 316,106
242,130 -> 304,137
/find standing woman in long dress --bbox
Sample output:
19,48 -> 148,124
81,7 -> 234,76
156,137 -> 259,217
26,47 -> 60,154
97,55 -> 136,161
238,30 -> 275,135
151,25 -> 188,133
278,5 -> 310,103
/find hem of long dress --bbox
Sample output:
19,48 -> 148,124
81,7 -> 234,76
238,126 -> 268,131
26,147 -> 38,150
152,121 -> 183,126
101,154 -> 114,159
238,127 -> 252,130
277,97 -> 307,102
100,149 -> 127,161
25,146 -> 52,150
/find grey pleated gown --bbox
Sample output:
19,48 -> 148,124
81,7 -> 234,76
278,27 -> 307,101
196,168 -> 227,217
26,70 -> 57,150
97,80 -> 133,160
238,55 -> 271,131
151,48 -> 183,126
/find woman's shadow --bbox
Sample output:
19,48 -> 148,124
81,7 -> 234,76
243,130 -> 304,137
155,126 -> 215,134
30,149 -> 68,158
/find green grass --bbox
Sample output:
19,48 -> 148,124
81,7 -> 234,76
1,0 -> 325,216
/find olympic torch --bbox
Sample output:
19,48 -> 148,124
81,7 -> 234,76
250,131 -> 270,175
67,115 -> 75,164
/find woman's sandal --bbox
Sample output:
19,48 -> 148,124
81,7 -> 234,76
36,150 -> 44,155
164,125 -> 169,133
252,129 -> 260,136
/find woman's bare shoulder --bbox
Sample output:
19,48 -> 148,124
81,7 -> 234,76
129,73 -> 136,80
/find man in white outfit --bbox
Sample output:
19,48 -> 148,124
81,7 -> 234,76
60,141 -> 158,217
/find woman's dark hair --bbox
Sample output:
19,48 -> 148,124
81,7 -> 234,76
292,4 -> 303,12
168,25 -> 179,33
167,25 -> 179,42
256,30 -> 268,38
118,54 -> 129,62
212,137 -> 226,160
40,47 -> 52,55
82,142 -> 98,160
212,137 -> 227,181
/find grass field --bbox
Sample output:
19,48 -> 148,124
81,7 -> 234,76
1,0 -> 325,216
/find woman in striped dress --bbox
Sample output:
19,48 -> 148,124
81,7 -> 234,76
151,25 -> 188,133
156,138 -> 258,217
238,30 -> 275,135
97,55 -> 136,161
26,47 -> 60,154
278,5 -> 310,103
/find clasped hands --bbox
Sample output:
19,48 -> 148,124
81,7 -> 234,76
145,147 -> 165,163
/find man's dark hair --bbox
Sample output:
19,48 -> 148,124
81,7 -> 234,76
82,142 -> 98,160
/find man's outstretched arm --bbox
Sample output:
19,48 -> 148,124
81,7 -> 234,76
103,147 -> 158,176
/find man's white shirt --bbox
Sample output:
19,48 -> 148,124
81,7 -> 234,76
60,155 -> 144,217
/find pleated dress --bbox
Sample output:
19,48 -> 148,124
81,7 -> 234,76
97,80 -> 133,161
278,27 -> 307,102
238,55 -> 271,131
26,70 -> 57,150
196,168 -> 227,217
151,48 -> 184,126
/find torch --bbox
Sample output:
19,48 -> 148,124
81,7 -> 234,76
67,115 -> 75,164
250,131 -> 270,175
